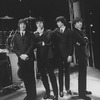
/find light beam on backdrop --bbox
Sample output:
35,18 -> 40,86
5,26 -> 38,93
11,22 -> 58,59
89,24 -> 95,68
68,0 -> 76,64
68,0 -> 74,29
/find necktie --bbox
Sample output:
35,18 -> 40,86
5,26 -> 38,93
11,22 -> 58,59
21,31 -> 24,36
22,32 -> 23,36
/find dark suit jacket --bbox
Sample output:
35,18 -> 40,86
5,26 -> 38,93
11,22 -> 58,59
72,28 -> 89,58
51,28 -> 73,59
13,30 -> 35,61
34,30 -> 52,61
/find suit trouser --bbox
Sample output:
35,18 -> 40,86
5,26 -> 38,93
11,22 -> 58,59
58,57 -> 70,92
76,46 -> 87,95
18,59 -> 36,100
78,61 -> 86,95
38,60 -> 58,96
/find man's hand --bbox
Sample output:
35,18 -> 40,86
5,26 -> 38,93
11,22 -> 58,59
42,41 -> 45,46
20,54 -> 29,60
67,56 -> 72,62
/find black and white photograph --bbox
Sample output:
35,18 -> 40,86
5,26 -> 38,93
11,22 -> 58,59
0,0 -> 100,100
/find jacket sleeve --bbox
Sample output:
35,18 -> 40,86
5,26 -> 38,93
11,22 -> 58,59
13,35 -> 22,57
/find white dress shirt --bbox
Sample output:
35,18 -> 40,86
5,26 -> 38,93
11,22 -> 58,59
60,26 -> 66,33
20,31 -> 25,36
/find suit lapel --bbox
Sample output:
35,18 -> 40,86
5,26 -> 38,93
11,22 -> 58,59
76,30 -> 84,42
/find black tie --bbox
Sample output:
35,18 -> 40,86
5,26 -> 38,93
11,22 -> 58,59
21,32 -> 24,37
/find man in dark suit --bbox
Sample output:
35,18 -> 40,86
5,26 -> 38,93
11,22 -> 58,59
72,17 -> 92,99
13,19 -> 36,100
34,17 -> 58,100
51,16 -> 73,97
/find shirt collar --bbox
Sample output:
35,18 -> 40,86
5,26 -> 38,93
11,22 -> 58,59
20,30 -> 25,36
60,26 -> 66,33
37,28 -> 44,36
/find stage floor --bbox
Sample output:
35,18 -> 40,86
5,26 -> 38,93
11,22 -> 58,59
0,66 -> 100,100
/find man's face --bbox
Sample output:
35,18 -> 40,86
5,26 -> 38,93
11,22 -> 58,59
36,21 -> 44,29
57,21 -> 64,28
75,21 -> 82,29
19,23 -> 26,31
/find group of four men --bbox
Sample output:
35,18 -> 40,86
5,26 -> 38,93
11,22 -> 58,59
13,16 -> 92,100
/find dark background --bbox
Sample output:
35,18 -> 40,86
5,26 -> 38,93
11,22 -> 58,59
82,0 -> 100,69
0,0 -> 70,30
0,0 -> 100,69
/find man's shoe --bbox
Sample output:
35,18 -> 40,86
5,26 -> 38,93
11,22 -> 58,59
53,95 -> 58,100
85,90 -> 92,95
59,91 -> 64,97
67,90 -> 72,95
43,93 -> 50,99
79,94 -> 91,100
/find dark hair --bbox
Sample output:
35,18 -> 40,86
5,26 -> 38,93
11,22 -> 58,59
73,17 -> 83,25
55,16 -> 67,25
18,19 -> 26,27
35,17 -> 45,24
